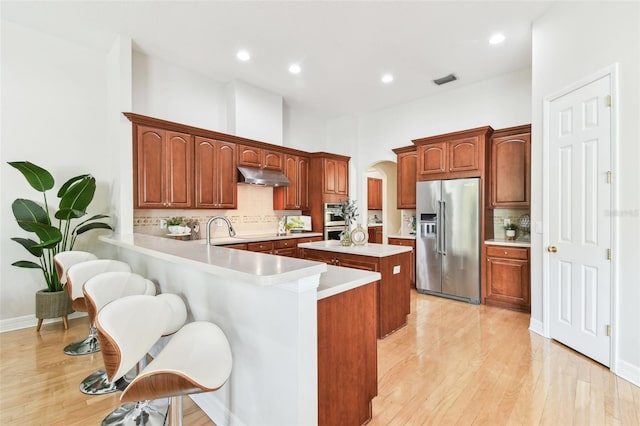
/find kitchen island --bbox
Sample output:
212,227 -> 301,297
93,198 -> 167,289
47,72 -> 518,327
299,240 -> 412,338
98,233 -> 380,426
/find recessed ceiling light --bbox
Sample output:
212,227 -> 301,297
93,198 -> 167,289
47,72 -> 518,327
489,33 -> 506,45
381,74 -> 394,84
236,50 -> 251,61
288,64 -> 301,74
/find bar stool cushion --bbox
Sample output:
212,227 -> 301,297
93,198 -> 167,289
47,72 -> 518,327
54,251 -> 98,284
83,272 -> 157,327
121,321 -> 232,403
156,294 -> 188,336
66,260 -> 131,311
97,295 -> 172,383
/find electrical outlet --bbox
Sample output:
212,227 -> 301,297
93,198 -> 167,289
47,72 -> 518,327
160,219 -> 167,229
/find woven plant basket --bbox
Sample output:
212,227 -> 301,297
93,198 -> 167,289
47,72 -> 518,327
35,289 -> 74,320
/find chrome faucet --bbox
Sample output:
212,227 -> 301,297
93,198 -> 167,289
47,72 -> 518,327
206,216 -> 236,245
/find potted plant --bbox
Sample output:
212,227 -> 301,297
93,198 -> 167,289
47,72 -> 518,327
504,223 -> 518,241
338,198 -> 359,246
167,216 -> 186,234
8,161 -> 113,324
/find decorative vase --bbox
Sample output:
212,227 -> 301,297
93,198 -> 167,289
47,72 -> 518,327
351,223 -> 368,246
340,226 -> 352,246
35,289 -> 74,331
505,229 -> 516,241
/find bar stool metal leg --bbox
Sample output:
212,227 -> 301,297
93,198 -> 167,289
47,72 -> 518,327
168,396 -> 183,426
101,399 -> 169,426
63,324 -> 100,355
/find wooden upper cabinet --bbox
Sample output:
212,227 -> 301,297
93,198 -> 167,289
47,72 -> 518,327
323,157 -> 349,197
367,178 -> 382,210
418,142 -> 447,177
490,125 -> 531,208
135,125 -> 193,208
413,126 -> 492,181
393,146 -> 417,209
237,144 -> 283,171
449,137 -> 480,173
194,137 -> 237,209
274,154 -> 309,210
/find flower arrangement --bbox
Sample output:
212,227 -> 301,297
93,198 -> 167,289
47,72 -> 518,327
338,198 -> 359,225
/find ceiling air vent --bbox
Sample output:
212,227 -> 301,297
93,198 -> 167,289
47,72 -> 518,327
433,73 -> 457,86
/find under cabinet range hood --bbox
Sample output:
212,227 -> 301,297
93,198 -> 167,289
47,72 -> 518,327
237,166 -> 291,187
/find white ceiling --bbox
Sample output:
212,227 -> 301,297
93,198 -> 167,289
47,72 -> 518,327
2,1 -> 554,119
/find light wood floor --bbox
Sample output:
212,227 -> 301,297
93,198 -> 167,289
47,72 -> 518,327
1,291 -> 638,425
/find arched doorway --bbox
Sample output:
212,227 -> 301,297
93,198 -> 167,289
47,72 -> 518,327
365,161 -> 400,243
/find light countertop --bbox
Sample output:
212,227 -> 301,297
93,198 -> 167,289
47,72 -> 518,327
485,239 -> 531,248
198,231 -> 323,246
387,234 -> 416,240
101,233 -> 327,287
101,234 -> 380,298
298,239 -> 412,257
317,265 -> 381,300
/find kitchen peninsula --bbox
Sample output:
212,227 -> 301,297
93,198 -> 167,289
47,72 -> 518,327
98,233 -> 380,426
299,240 -> 412,338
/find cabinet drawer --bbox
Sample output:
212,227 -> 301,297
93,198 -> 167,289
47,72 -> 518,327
274,239 -> 297,249
486,245 -> 529,260
388,238 -> 415,248
247,241 -> 274,252
298,236 -> 323,244
222,243 -> 247,250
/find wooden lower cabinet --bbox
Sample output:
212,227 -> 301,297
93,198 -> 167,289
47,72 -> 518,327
300,248 -> 410,338
221,242 -> 247,250
485,245 -> 530,312
247,241 -> 274,254
220,235 -> 323,257
273,239 -> 297,257
387,237 -> 416,288
368,226 -> 383,244
318,282 -> 377,426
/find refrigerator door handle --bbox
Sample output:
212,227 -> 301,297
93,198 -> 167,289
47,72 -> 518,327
441,200 -> 447,255
435,200 -> 442,254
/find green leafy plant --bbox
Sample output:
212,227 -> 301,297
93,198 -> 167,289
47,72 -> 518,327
338,198 -> 359,225
8,161 -> 112,292
167,216 -> 184,226
504,223 -> 518,231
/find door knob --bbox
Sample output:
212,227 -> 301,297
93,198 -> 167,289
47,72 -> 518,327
548,246 -> 558,253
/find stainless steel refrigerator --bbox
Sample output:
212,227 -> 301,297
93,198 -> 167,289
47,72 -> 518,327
416,178 -> 480,304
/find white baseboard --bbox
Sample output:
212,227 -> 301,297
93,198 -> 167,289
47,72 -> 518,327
0,312 -> 87,333
614,358 -> 640,388
528,317 -> 544,336
190,392 -> 247,426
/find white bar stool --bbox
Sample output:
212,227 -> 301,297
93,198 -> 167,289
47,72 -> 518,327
51,251 -> 98,331
62,259 -> 131,356
80,271 -> 157,396
97,295 -> 232,426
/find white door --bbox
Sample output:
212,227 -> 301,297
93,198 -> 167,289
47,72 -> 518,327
547,74 -> 612,366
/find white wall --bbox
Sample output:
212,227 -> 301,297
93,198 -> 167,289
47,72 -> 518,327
1,21 -> 117,321
333,68 -> 532,235
132,51 -> 227,132
531,2 -> 640,385
283,105 -> 326,151
227,79 -> 284,145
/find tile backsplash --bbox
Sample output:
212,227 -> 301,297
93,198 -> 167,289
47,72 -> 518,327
134,185 -> 300,239
492,208 -> 530,240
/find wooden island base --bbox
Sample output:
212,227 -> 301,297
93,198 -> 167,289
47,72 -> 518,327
318,281 -> 378,426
